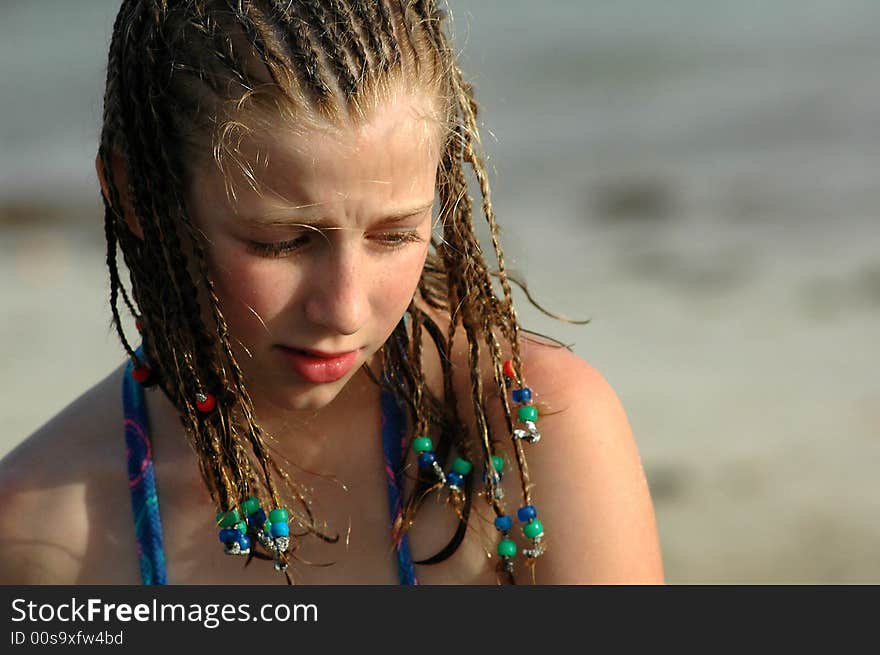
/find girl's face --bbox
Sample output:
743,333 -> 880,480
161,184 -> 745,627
187,94 -> 441,415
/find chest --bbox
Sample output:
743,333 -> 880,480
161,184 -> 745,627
111,397 -> 501,585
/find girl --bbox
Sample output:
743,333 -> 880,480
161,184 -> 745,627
0,0 -> 663,585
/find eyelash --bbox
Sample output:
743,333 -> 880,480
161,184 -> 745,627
248,231 -> 424,258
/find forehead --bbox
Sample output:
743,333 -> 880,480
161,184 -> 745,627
200,91 -> 444,219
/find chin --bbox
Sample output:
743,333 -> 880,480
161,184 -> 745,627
253,372 -> 354,414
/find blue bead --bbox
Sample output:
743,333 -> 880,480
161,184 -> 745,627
270,522 -> 289,538
517,505 -> 537,522
511,388 -> 522,403
494,515 -> 512,532
482,471 -> 503,484
418,451 -> 436,470
247,508 -> 267,527
237,533 -> 252,550
219,528 -> 239,544
446,471 -> 464,487
520,387 -> 533,402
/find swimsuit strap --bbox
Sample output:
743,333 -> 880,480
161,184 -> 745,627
381,387 -> 419,585
122,347 -> 168,585
123,347 -> 416,585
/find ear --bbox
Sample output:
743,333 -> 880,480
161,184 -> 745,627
95,151 -> 144,240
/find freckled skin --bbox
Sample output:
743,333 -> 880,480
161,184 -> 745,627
187,93 -> 441,425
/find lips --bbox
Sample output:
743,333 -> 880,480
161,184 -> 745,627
294,347 -> 357,358
278,346 -> 361,384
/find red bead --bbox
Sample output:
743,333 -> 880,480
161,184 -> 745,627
132,364 -> 152,384
196,392 -> 216,413
135,318 -> 143,333
502,360 -> 516,379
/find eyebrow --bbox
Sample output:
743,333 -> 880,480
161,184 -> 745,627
237,202 -> 435,229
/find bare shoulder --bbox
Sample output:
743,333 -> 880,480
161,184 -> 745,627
0,364 -> 131,584
498,332 -> 665,584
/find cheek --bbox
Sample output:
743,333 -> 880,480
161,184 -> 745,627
376,243 -> 429,307
207,245 -> 295,335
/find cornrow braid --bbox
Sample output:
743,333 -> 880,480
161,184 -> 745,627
349,1 -> 389,72
300,0 -> 360,98
327,0 -> 369,86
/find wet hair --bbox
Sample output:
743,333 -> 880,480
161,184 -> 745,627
99,0 -> 565,583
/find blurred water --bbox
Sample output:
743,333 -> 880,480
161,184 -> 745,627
1,1 -> 879,583
4,0 -> 880,217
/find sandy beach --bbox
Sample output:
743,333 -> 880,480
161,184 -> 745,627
2,0 -> 879,583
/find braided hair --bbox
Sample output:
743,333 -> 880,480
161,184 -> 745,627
99,0 -> 564,584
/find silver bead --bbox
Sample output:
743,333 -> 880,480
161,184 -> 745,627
256,530 -> 272,549
525,420 -> 542,443
274,536 -> 290,552
195,392 -> 208,403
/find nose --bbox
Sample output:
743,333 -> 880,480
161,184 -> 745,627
303,247 -> 368,336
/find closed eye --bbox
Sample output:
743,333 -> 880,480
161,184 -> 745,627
247,230 -> 424,258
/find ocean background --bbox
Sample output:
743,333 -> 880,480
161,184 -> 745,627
1,0 -> 879,583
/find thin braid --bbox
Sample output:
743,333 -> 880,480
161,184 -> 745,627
423,5 -> 536,519
395,1 -> 421,73
99,147 -> 139,362
376,0 -> 402,67
350,1 -> 387,69
122,6 -> 242,508
266,0 -> 334,107
327,0 -> 368,83
300,0 -> 359,98
446,71 -> 537,506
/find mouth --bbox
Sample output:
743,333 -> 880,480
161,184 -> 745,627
288,347 -> 359,359
277,346 -> 361,384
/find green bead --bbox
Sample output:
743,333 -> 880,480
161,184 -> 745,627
523,519 -> 544,539
236,521 -> 247,534
491,455 -> 505,473
412,436 -> 434,453
518,405 -> 538,423
241,496 -> 260,516
452,457 -> 472,476
497,538 -> 517,558
269,508 -> 288,524
216,508 -> 241,528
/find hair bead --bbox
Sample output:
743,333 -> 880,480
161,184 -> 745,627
412,436 -> 434,453
517,505 -> 537,522
241,496 -> 260,516
219,528 -> 239,544
216,508 -> 241,528
512,387 -> 532,404
269,508 -> 288,523
195,392 -> 216,413
523,519 -> 544,540
418,451 -> 436,470
452,457 -> 472,476
517,405 -> 538,423
131,364 -> 152,384
497,538 -> 517,558
270,522 -> 290,538
446,471 -> 464,488
494,515 -> 512,532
